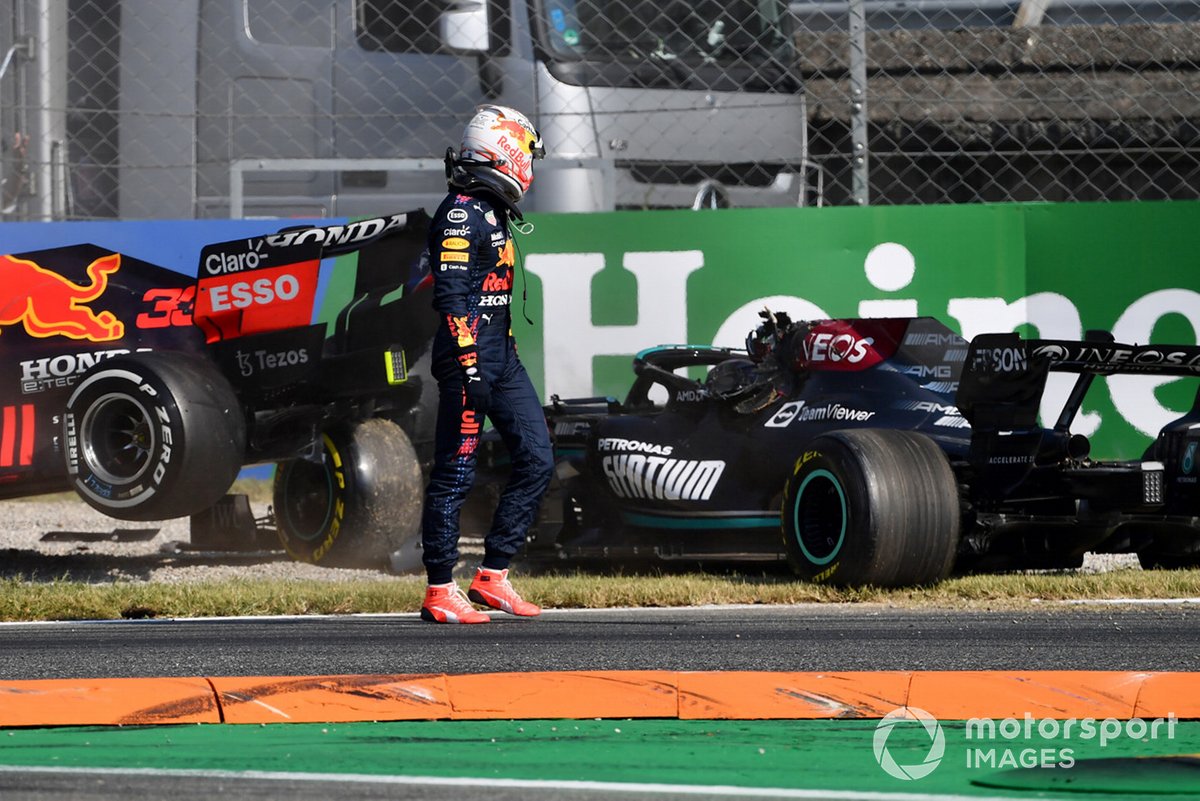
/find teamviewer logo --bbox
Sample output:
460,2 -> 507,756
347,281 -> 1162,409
873,707 -> 945,780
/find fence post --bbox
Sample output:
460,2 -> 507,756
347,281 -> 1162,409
848,0 -> 869,206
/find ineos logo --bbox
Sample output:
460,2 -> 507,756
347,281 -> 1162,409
1032,344 -> 1069,361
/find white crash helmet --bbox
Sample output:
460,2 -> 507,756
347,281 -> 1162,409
458,105 -> 545,203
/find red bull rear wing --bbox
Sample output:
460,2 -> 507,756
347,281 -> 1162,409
194,211 -> 436,401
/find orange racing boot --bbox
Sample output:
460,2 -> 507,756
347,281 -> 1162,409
420,582 -> 490,624
468,567 -> 542,617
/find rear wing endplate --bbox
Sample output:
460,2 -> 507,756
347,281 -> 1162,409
957,331 -> 1200,431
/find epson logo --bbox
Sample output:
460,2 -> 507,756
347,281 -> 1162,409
973,346 -> 1028,374
205,239 -> 265,275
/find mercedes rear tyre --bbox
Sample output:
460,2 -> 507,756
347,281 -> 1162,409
781,429 -> 960,588
64,351 -> 245,521
273,417 -> 423,569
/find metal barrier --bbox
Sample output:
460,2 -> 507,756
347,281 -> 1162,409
0,0 -> 1195,219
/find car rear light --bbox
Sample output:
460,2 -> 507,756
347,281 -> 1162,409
1141,461 -> 1165,505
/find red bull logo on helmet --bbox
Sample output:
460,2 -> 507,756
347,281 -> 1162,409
491,118 -> 538,156
0,253 -> 124,342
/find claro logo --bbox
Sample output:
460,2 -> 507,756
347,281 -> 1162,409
207,274 -> 300,311
205,239 -> 265,275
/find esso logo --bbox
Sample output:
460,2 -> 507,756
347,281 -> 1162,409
447,208 -> 468,224
808,332 -> 875,364
207,274 -> 300,312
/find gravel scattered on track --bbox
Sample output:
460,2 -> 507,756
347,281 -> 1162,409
0,496 -> 1142,585
0,496 -> 407,584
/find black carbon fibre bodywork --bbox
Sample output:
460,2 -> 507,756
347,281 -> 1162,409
0,212 -> 438,509
531,316 -> 1200,575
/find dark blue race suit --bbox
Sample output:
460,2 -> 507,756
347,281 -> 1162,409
420,189 -> 553,584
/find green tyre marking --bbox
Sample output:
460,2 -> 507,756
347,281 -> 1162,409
794,468 -> 847,567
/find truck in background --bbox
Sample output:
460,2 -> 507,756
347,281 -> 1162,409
3,0 -> 811,221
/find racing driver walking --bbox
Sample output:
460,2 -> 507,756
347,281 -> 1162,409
419,105 -> 553,624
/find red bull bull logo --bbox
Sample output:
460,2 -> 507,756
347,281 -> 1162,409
0,253 -> 124,342
496,241 -> 515,270
491,119 -> 537,156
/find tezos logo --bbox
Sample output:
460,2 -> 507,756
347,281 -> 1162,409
1184,442 -> 1197,476
873,707 -> 945,781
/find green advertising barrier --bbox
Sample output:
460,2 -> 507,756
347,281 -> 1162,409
503,200 -> 1199,460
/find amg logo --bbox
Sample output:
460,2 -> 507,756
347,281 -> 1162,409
896,400 -> 960,415
902,364 -> 953,378
904,332 -> 966,347
601,455 -> 725,501
264,213 -> 407,250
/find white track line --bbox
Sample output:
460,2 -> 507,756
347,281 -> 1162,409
0,766 -> 1028,800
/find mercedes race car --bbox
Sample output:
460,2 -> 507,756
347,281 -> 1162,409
0,212 -> 439,569
525,312 -> 1200,586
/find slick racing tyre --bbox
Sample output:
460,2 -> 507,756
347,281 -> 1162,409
781,429 -> 959,587
273,417 -> 423,569
1136,527 -> 1200,570
64,352 -> 245,521
1137,550 -> 1200,570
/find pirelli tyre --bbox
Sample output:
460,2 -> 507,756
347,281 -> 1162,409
272,418 -> 423,569
64,352 -> 245,521
780,429 -> 960,588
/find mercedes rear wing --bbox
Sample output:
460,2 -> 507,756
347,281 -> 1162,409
957,330 -> 1200,433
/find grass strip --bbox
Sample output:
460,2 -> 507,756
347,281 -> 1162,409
1,568 -> 1199,620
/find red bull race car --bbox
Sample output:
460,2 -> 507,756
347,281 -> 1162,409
0,212 -> 438,569
522,311 -> 1200,586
